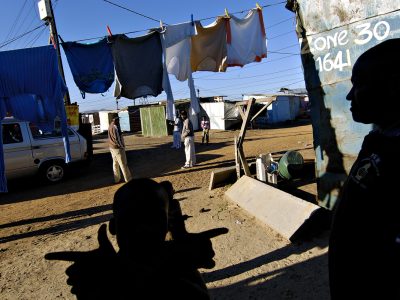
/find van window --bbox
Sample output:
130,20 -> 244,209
29,123 -> 75,139
2,124 -> 23,144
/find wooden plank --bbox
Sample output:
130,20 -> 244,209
250,99 -> 275,122
237,98 -> 255,147
238,147 -> 251,176
235,96 -> 276,106
234,136 -> 241,180
238,106 -> 245,120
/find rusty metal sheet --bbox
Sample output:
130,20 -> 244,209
288,0 -> 400,209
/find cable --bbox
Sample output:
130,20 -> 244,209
103,0 -> 167,25
270,43 -> 299,52
198,78 -> 304,98
64,1 -> 291,44
0,24 -> 47,49
265,16 -> 294,29
26,26 -> 48,48
194,69 -> 301,81
268,29 -> 295,40
195,73 -> 304,92
73,28 -> 150,43
3,0 -> 29,45
197,1 -> 287,22
268,50 -> 298,55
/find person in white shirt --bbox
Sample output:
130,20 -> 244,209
180,110 -> 196,168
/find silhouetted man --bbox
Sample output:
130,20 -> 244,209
46,178 -> 228,299
329,39 -> 400,299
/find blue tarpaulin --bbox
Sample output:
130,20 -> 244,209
61,38 -> 114,97
0,45 -> 70,193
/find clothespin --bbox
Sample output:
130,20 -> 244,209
50,34 -> 56,49
224,8 -> 230,18
160,19 -> 163,29
191,14 -> 194,26
106,25 -> 113,37
256,3 -> 262,10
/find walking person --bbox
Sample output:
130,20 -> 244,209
108,116 -> 132,183
329,39 -> 400,299
200,116 -> 210,145
180,110 -> 196,168
171,112 -> 182,149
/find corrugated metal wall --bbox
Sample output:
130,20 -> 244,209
288,0 -> 400,209
140,106 -> 168,137
118,110 -> 130,132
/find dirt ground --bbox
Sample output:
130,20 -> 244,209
0,121 -> 330,300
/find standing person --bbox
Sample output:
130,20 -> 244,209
329,39 -> 400,299
171,111 -> 182,149
200,116 -> 210,145
180,110 -> 196,168
108,116 -> 132,183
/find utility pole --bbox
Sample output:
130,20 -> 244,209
38,0 -> 71,105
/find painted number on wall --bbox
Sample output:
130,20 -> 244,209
301,20 -> 391,72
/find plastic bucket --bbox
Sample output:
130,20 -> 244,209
278,150 -> 304,180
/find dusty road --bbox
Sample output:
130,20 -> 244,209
0,122 -> 330,299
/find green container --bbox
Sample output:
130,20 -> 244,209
278,150 -> 304,180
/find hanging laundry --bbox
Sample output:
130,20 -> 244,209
111,32 -> 163,100
161,22 -> 199,119
226,8 -> 267,67
0,45 -> 70,192
61,38 -> 114,97
191,17 -> 228,72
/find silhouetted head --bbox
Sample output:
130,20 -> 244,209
180,110 -> 188,119
109,178 -> 169,253
112,116 -> 120,126
346,39 -> 400,127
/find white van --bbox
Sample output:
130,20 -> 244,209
2,117 -> 88,183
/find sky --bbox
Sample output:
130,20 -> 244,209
0,0 -> 304,112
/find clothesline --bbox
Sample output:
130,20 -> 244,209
61,6 -> 270,121
69,1 -> 289,43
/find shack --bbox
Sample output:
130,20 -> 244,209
243,94 -> 304,126
80,110 -> 118,134
199,99 -> 241,130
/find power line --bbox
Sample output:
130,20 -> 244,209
73,28 -> 150,43
26,26 -> 48,48
268,50 -> 298,55
270,43 -> 299,52
268,29 -> 295,40
195,73 -> 304,92
62,1 -> 291,44
197,1 -> 287,22
103,0 -> 167,25
0,24 -> 47,49
194,68 -> 301,81
3,0 -> 29,45
266,16 -> 294,29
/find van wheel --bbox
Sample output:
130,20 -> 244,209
40,161 -> 65,183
